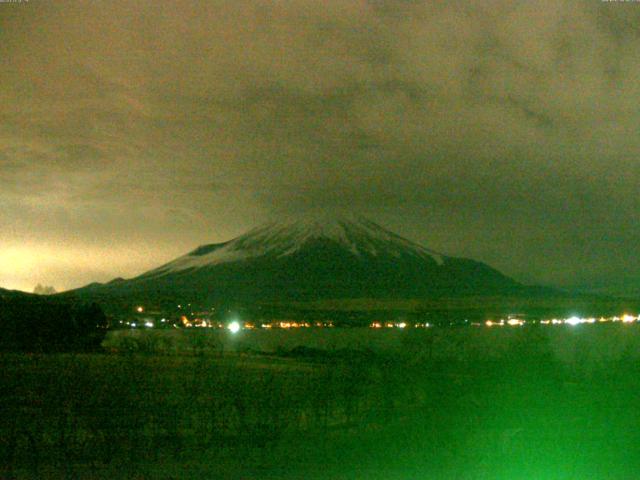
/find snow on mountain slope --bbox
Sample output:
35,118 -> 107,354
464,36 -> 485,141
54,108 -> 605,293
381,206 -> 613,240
65,215 -> 529,304
141,216 -> 445,278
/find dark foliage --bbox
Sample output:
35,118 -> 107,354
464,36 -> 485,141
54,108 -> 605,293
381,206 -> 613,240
0,295 -> 107,352
2,330 -> 640,479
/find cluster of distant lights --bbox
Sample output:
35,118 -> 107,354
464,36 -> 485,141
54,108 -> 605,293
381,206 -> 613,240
180,318 -> 336,330
120,318 -> 168,328
370,322 -> 430,329
129,308 -> 337,331
127,306 -> 639,331
480,314 -> 639,327
370,316 -> 640,328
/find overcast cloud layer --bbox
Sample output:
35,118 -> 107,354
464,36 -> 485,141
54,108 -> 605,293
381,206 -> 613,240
1,0 -> 639,293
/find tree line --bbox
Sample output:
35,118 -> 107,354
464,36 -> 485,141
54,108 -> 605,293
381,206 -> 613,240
0,294 -> 107,352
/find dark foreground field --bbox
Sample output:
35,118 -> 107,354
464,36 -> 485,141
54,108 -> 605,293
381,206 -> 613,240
3,325 -> 640,479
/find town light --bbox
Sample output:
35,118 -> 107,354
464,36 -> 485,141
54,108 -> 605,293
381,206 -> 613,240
228,321 -> 241,334
565,316 -> 581,326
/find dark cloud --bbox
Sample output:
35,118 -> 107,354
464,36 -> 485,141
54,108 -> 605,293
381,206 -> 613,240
1,0 -> 639,293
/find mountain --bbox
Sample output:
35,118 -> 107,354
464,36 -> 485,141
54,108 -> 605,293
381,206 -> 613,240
66,216 -> 531,308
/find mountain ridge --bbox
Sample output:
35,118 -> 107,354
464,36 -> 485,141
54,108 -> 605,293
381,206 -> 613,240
64,216 -> 531,308
138,216 -> 447,280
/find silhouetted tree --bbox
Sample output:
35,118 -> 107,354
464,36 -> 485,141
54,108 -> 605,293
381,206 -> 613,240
33,284 -> 57,295
71,302 -> 108,351
0,295 -> 107,352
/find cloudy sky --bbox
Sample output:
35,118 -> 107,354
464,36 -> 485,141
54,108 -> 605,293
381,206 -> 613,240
1,0 -> 639,294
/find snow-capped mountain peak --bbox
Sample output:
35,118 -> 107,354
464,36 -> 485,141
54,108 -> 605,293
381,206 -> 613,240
142,216 -> 445,277
71,215 -> 524,303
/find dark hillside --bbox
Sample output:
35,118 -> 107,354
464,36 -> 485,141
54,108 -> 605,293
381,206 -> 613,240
0,291 -> 107,352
